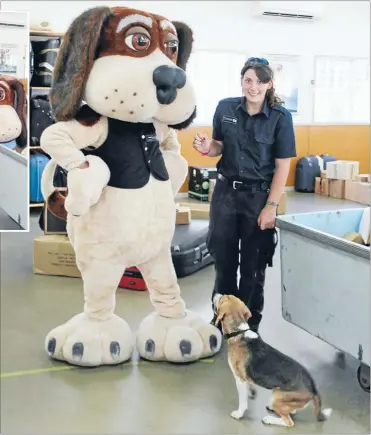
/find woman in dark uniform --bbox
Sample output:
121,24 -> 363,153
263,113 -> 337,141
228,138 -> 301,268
193,57 -> 296,332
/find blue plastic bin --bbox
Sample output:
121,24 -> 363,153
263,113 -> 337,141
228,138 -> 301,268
276,208 -> 370,391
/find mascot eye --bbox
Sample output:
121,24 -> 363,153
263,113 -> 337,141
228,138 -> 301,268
125,33 -> 151,51
0,89 -> 5,102
164,41 -> 179,58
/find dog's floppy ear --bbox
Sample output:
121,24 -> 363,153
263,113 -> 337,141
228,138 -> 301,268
9,78 -> 27,148
215,311 -> 225,328
172,21 -> 193,71
243,307 -> 252,321
50,6 -> 113,122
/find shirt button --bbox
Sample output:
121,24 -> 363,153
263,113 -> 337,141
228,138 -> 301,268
141,135 -> 145,139
144,147 -> 148,151
148,160 -> 151,164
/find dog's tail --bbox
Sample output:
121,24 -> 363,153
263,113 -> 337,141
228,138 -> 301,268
311,382 -> 332,421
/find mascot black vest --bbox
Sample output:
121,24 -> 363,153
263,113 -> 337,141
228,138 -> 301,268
82,118 -> 169,189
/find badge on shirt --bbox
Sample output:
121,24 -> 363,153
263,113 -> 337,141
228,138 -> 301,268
145,134 -> 158,142
222,115 -> 237,125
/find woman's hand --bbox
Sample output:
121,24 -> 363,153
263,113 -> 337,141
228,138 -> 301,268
193,132 -> 211,155
258,204 -> 277,230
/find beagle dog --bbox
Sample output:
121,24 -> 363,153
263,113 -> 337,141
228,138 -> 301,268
0,75 -> 27,151
213,294 -> 332,428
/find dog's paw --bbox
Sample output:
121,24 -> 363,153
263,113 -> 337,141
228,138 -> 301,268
262,415 -> 292,427
45,313 -> 134,366
231,410 -> 245,420
136,310 -> 222,363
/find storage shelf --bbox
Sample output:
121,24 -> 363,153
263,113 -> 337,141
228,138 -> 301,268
29,29 -> 62,208
30,30 -> 64,38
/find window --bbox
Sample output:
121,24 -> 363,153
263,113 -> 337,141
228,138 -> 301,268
313,56 -> 370,123
187,50 -> 247,125
265,54 -> 301,114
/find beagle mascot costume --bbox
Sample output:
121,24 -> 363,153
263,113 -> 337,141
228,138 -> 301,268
0,75 -> 27,151
40,6 -> 222,367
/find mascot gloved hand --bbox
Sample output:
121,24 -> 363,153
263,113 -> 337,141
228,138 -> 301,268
0,75 -> 27,152
40,6 -> 222,367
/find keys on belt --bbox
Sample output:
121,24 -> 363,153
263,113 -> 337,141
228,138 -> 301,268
217,173 -> 270,192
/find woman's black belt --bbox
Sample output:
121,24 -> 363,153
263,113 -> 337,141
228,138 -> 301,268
217,173 -> 270,192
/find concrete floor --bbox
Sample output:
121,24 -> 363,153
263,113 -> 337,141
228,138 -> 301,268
0,192 -> 370,435
0,208 -> 22,231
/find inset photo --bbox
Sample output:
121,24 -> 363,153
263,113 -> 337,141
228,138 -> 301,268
0,10 -> 29,231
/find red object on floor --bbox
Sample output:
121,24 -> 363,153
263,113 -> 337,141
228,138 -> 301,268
119,267 -> 148,291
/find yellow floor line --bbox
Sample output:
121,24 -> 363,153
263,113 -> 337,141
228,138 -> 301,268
0,366 -> 76,378
0,358 -> 215,378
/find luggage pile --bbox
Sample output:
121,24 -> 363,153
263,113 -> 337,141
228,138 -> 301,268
29,94 -> 56,204
294,154 -> 336,193
315,160 -> 370,205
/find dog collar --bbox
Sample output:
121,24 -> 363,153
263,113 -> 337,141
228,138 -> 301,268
223,329 -> 250,340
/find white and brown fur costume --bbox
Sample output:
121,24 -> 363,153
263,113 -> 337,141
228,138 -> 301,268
0,75 -> 27,150
40,6 -> 222,367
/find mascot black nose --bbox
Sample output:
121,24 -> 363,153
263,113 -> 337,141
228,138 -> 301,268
153,65 -> 186,105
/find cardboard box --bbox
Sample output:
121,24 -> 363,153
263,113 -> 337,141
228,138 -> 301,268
321,170 -> 328,179
315,178 -> 329,196
34,235 -> 81,278
188,166 -> 217,201
355,174 -> 370,183
345,180 -> 358,201
179,202 -> 210,219
329,179 -> 346,199
315,177 -> 321,194
355,182 -> 371,205
208,179 -> 216,202
326,161 -> 359,180
175,205 -> 191,224
345,180 -> 371,205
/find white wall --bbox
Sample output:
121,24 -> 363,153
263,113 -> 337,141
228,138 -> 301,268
0,11 -> 29,79
2,0 -> 369,124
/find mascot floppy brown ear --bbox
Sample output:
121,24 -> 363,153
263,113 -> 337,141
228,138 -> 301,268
0,75 -> 27,148
172,21 -> 194,71
50,6 -> 113,122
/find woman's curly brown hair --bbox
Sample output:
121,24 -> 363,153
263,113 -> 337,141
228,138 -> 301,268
241,61 -> 284,107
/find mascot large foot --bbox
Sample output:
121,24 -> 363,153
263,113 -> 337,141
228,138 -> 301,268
136,311 -> 222,363
45,313 -> 134,366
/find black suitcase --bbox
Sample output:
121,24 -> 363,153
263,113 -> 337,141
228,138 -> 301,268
30,94 -> 54,146
171,219 -> 214,278
320,154 -> 337,169
295,156 -> 321,193
38,165 -> 68,233
31,39 -> 60,87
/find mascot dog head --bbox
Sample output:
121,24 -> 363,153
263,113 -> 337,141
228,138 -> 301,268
0,75 -> 27,148
50,6 -> 196,129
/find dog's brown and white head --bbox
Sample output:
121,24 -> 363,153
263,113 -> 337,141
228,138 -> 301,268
214,294 -> 252,334
50,6 -> 196,129
0,75 -> 27,147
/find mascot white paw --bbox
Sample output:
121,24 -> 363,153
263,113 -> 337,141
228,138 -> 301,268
65,155 -> 110,216
45,313 -> 134,366
136,311 -> 222,362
